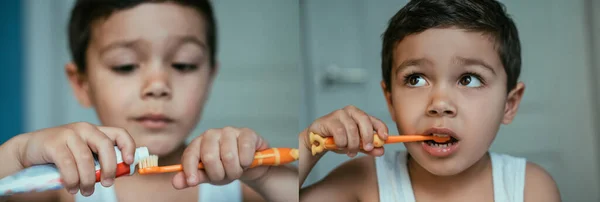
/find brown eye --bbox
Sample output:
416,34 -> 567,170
458,74 -> 483,87
404,74 -> 427,87
409,76 -> 420,85
459,76 -> 471,86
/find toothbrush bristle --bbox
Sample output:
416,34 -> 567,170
138,155 -> 158,169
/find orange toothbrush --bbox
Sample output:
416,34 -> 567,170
309,132 -> 450,156
137,147 -> 299,175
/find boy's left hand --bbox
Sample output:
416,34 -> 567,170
171,127 -> 270,189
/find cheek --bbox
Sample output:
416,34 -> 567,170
459,90 -> 506,139
390,90 -> 429,133
175,74 -> 211,121
89,76 -> 137,122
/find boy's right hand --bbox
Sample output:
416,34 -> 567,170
15,122 -> 136,196
300,105 -> 389,158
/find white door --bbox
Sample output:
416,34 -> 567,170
23,0 -> 301,152
300,0 -> 600,201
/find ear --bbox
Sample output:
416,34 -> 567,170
208,62 -> 219,86
381,81 -> 397,122
502,82 -> 525,124
65,63 -> 92,108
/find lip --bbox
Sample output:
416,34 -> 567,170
419,127 -> 460,157
133,114 -> 174,129
422,127 -> 460,140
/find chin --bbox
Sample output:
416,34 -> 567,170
420,161 -> 467,176
133,134 -> 186,157
406,146 -> 469,176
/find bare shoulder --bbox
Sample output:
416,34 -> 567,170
300,156 -> 379,202
242,182 -> 266,202
524,161 -> 561,202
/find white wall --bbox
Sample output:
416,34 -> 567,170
22,0 -> 301,149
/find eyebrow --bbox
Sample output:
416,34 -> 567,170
99,35 -> 208,56
173,35 -> 208,51
394,57 -> 497,75
453,56 -> 496,75
99,39 -> 141,56
395,58 -> 431,75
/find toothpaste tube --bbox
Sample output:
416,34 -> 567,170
0,146 -> 149,196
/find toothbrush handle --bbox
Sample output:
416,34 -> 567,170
197,148 -> 299,168
309,132 -> 387,156
309,132 -> 432,156
140,148 -> 299,174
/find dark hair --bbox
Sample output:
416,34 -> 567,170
68,0 -> 217,72
381,0 -> 521,92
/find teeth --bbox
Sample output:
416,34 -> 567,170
426,141 -> 454,148
433,134 -> 449,137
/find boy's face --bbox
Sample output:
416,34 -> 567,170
66,3 -> 216,156
382,27 -> 524,176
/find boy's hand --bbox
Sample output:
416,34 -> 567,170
17,122 -> 136,196
301,105 -> 389,157
173,127 -> 270,189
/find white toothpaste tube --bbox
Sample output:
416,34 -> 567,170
0,146 -> 149,196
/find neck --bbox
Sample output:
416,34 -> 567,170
407,152 -> 492,193
156,144 -> 187,166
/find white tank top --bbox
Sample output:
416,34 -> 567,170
74,180 -> 242,202
375,150 -> 526,202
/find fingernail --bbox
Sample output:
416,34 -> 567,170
127,155 -> 134,163
101,178 -> 113,187
187,174 -> 197,185
68,188 -> 78,194
364,143 -> 373,151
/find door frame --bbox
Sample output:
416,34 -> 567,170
22,0 -> 76,132
585,0 -> 600,186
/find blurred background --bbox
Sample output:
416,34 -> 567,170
1,0 -> 599,201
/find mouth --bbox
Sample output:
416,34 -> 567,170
422,127 -> 460,149
133,114 -> 174,129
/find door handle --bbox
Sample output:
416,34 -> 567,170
322,65 -> 368,87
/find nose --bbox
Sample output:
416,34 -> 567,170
426,88 -> 457,117
141,69 -> 172,100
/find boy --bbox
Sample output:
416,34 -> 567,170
299,0 -> 560,201
0,0 -> 297,201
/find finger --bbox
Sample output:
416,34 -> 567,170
307,118 -> 346,148
347,108 -> 375,152
323,119 -> 349,149
171,171 -> 189,189
337,111 -> 360,156
220,129 -> 243,180
48,143 -> 80,195
369,116 -> 389,140
200,131 -> 225,182
172,170 -> 209,189
65,135 -> 97,197
237,130 -> 258,169
181,136 -> 202,187
362,147 -> 385,157
97,126 -> 136,164
81,128 -> 117,188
